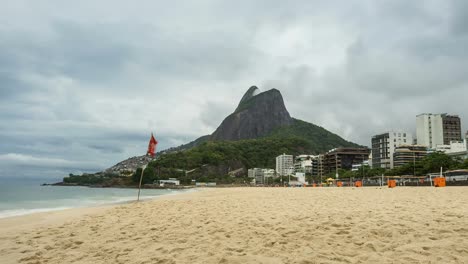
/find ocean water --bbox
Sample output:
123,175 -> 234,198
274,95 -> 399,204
0,178 -> 186,219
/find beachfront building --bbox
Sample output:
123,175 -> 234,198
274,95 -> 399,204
323,147 -> 371,176
311,155 -> 324,178
371,131 -> 413,169
248,168 -> 275,184
294,155 -> 314,173
276,154 -> 294,176
393,145 -> 428,168
416,113 -> 462,149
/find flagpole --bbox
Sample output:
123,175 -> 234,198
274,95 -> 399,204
138,133 -> 158,202
137,164 -> 147,202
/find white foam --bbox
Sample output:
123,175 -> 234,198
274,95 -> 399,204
0,189 -> 191,219
0,207 -> 72,219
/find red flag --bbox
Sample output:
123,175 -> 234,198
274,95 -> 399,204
147,133 -> 158,157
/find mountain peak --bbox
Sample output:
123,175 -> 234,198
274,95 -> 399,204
211,86 -> 292,141
238,86 -> 259,105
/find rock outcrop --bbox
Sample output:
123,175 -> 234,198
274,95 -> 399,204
235,85 -> 260,111
211,87 -> 293,141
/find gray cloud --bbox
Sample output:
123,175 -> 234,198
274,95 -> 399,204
0,0 -> 467,178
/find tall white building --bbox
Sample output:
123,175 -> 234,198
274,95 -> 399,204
416,114 -> 443,149
276,154 -> 294,176
371,131 -> 413,169
416,113 -> 462,149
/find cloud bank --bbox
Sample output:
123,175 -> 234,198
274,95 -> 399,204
1,0 -> 467,177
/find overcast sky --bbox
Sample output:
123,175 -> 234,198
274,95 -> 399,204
1,0 -> 467,178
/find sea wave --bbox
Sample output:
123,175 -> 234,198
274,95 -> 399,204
0,207 -> 72,219
0,189 -> 192,219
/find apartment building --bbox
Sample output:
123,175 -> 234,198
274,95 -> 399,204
371,131 -> 413,169
323,148 -> 371,176
416,113 -> 462,149
276,154 -> 294,176
393,145 -> 428,168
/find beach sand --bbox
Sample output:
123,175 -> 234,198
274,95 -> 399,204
0,187 -> 467,264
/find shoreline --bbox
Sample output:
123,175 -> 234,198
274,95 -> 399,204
0,186 -> 196,221
1,184 -> 465,221
1,184 -> 465,220
0,187 -> 201,238
43,182 -> 196,190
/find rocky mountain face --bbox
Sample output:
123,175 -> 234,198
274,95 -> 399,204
211,87 -> 293,141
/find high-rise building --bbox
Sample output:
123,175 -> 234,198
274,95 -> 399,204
442,115 -> 462,145
276,154 -> 294,176
371,131 -> 413,169
393,145 -> 428,169
416,113 -> 462,149
323,148 -> 371,176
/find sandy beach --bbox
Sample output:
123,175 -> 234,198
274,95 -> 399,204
1,187 -> 467,264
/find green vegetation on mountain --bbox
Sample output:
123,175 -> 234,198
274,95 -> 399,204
138,121 -> 361,184
153,120 -> 359,170
268,118 -> 360,151
153,137 -> 307,169
63,172 -> 131,186
136,137 -> 310,185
